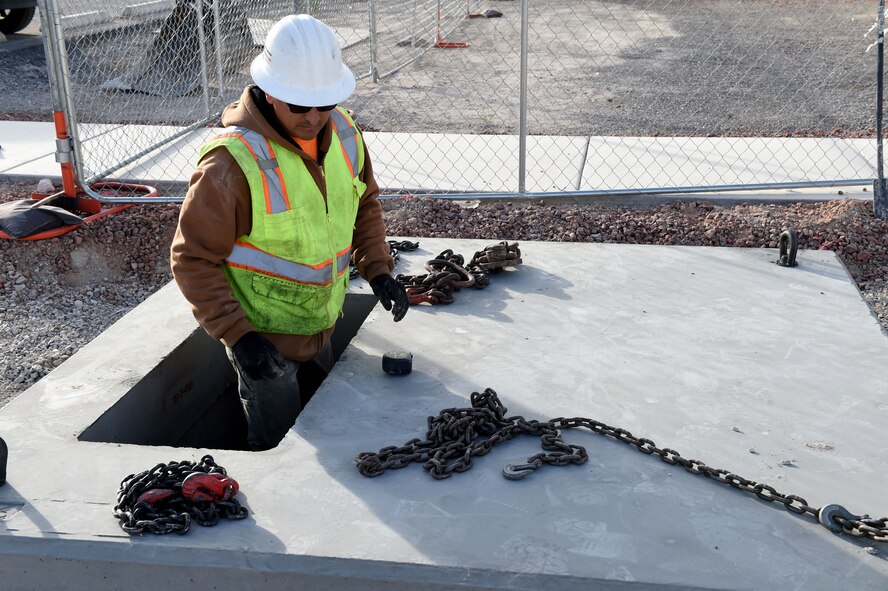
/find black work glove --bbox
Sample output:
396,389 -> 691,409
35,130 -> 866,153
370,274 -> 408,322
231,331 -> 287,380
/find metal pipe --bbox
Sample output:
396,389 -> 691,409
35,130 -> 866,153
362,45 -> 435,82
194,0 -> 212,114
379,178 -> 873,201
36,0 -> 66,114
573,137 -> 591,190
82,113 -> 220,192
20,177 -> 876,206
42,0 -> 86,186
211,0 -> 226,106
876,0 -> 887,219
38,0 -> 78,195
517,0 -> 529,194
369,0 -> 379,82
435,0 -> 441,43
0,435 -> 6,486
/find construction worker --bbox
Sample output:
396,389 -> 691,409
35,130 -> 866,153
170,14 -> 408,451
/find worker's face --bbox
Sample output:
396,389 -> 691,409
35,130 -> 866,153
266,94 -> 332,140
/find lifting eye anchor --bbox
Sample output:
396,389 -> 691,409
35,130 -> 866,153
817,503 -> 867,533
777,230 -> 799,267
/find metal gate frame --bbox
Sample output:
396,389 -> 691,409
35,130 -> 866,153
36,0 -> 888,217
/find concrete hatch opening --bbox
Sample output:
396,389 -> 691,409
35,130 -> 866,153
78,293 -> 379,451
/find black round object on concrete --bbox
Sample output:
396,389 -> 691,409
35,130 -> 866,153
383,351 -> 413,375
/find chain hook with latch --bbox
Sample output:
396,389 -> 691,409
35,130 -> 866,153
777,229 -> 799,267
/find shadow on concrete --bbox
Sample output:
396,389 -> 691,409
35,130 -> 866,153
300,381 -> 888,588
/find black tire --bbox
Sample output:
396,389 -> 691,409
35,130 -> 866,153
0,7 -> 36,35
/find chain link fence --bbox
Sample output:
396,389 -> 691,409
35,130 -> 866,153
39,0 -> 880,200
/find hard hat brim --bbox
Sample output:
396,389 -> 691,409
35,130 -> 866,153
250,55 -> 357,107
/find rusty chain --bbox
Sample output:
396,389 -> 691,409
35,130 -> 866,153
396,241 -> 522,305
113,455 -> 248,535
356,388 -> 888,543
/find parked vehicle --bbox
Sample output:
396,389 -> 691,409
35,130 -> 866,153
0,0 -> 36,34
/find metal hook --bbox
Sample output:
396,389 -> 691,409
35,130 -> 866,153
502,459 -> 542,481
818,503 -> 867,533
777,230 -> 799,267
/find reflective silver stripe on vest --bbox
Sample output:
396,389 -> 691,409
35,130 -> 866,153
228,243 -> 335,286
330,109 -> 359,178
336,249 -> 352,276
223,126 -> 289,214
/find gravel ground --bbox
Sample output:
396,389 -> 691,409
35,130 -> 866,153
1,0 -> 885,408
2,178 -> 887,408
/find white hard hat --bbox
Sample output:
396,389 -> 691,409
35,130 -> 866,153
250,14 -> 356,107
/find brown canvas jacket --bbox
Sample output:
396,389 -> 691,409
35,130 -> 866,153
170,85 -> 394,361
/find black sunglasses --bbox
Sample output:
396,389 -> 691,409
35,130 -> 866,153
286,103 -> 337,114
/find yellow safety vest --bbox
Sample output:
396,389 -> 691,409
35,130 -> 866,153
198,108 -> 367,335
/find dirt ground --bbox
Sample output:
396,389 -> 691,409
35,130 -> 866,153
0,0 -> 879,138
2,1 -> 888,404
3,174 -> 888,406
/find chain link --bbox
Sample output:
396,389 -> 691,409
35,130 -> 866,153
113,455 -> 248,535
350,239 -> 420,279
396,242 -> 521,305
356,388 -> 888,543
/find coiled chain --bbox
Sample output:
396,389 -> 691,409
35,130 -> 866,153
113,455 -> 248,535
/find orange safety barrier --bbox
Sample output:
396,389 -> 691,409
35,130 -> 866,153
54,111 -> 79,198
0,181 -> 159,241
433,10 -> 468,49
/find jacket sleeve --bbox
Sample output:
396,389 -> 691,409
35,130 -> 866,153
170,147 -> 255,348
351,136 -> 395,281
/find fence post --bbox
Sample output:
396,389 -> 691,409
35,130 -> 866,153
194,0 -> 212,114
38,0 -> 83,196
211,0 -> 226,107
875,0 -> 888,219
0,435 -> 6,487
517,0 -> 529,194
369,0 -> 379,82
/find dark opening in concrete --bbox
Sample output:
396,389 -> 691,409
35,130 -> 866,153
78,294 -> 379,451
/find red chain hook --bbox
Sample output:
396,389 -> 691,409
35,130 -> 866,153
181,472 -> 240,503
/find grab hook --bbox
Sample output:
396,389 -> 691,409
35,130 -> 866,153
777,230 -> 799,267
818,503 -> 867,533
503,458 -> 543,481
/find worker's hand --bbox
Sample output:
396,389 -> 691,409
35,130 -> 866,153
231,332 -> 287,380
370,274 -> 408,322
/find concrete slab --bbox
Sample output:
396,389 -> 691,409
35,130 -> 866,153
847,137 -> 879,170
0,122 -> 209,182
0,120 -> 876,200
73,123 -> 214,181
0,121 -> 57,175
365,132 -> 588,193
580,136 -> 875,191
111,126 -> 216,181
1,239 -> 887,590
